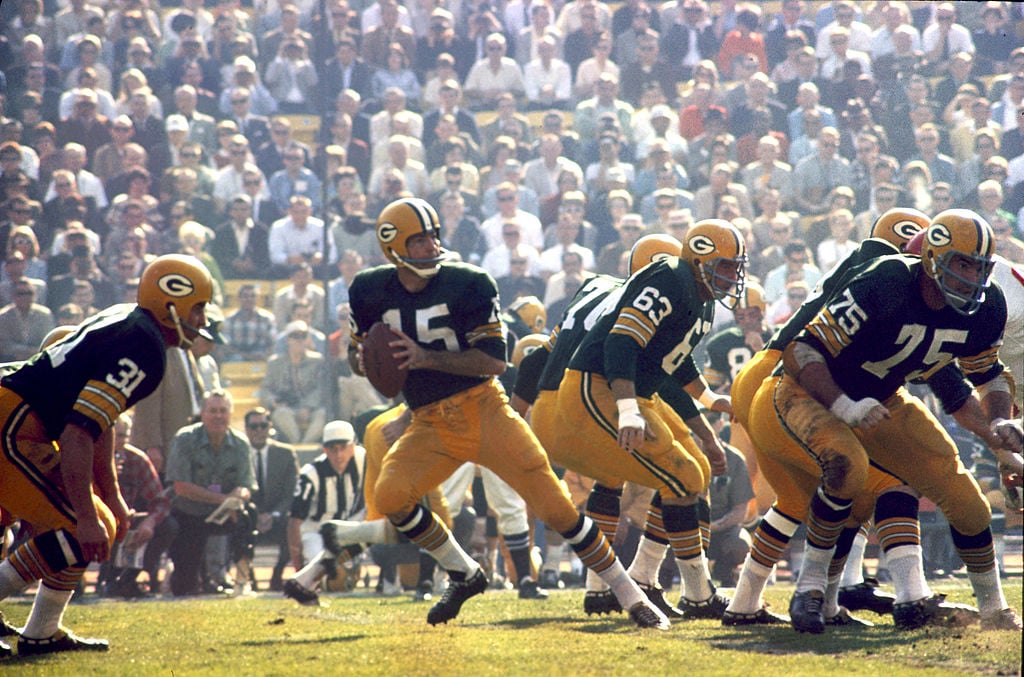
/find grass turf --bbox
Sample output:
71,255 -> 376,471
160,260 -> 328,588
0,581 -> 1019,676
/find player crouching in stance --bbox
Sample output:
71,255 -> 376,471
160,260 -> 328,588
779,210 -> 1023,632
0,255 -> 213,656
345,197 -> 668,628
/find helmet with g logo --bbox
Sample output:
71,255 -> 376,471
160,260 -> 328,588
738,280 -> 766,314
921,209 -> 994,316
680,219 -> 747,309
870,208 -> 930,251
138,254 -> 214,339
508,295 -> 547,334
628,234 -> 682,275
510,333 -> 548,368
377,197 -> 445,278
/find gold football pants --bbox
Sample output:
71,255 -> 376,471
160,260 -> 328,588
373,379 -> 579,533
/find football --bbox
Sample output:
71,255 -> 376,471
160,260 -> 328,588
363,322 -> 406,398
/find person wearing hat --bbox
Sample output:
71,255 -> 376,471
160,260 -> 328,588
283,419 -> 367,606
261,319 -> 327,444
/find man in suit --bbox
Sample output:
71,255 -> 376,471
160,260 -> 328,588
764,0 -> 816,70
422,80 -> 481,152
319,113 -> 371,187
318,36 -> 374,114
660,0 -> 719,80
129,343 -> 209,478
228,87 -> 271,153
244,407 -> 299,591
211,194 -> 273,280
172,84 -> 218,154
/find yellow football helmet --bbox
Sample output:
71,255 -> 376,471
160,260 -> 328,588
376,197 -> 445,278
508,296 -> 547,333
680,219 -> 747,309
870,208 -> 930,251
511,333 -> 548,368
628,234 -> 682,275
921,209 -> 995,316
738,280 -> 766,314
138,254 -> 214,345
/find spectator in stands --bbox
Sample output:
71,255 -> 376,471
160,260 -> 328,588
482,220 -> 542,281
268,145 -> 322,213
0,278 -> 52,364
360,0 -> 417,71
524,35 -> 572,111
716,4 -> 767,75
763,238 -> 820,303
480,182 -> 545,251
262,321 -> 328,444
574,73 -> 634,145
263,37 -> 319,115
479,95 -> 533,159
440,192 -> 486,266
222,283 -> 276,363
792,125 -> 851,216
595,210 -> 644,276
369,87 -> 424,150
921,2 -> 975,78
211,194 -> 271,280
494,244 -> 547,305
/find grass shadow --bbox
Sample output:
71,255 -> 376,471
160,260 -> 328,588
238,634 -> 367,647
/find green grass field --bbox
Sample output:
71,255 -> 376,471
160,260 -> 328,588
0,581 -> 1020,676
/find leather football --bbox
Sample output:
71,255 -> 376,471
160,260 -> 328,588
363,322 -> 406,398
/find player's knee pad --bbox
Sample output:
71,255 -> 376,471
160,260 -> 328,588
373,475 -> 414,519
939,488 -> 992,537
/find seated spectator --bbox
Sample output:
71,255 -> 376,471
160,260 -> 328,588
543,249 -> 590,308
268,196 -> 338,278
272,261 -> 326,331
494,245 -> 547,306
524,35 -> 572,111
816,207 -> 857,272
694,162 -> 753,221
595,211 -> 644,277
105,413 -> 177,599
0,280 -> 54,361
0,251 -> 47,307
262,321 -> 328,444
464,33 -> 526,111
222,284 -> 276,362
263,37 -> 319,115
763,239 -> 820,304
268,146 -> 323,214
371,42 -> 421,108
792,126 -> 851,216
539,209 -> 595,278
165,391 -> 258,597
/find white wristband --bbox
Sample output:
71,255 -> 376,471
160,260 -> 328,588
830,394 -> 859,426
616,398 -> 645,430
697,389 -> 717,409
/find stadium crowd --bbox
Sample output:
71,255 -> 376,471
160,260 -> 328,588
0,0 -> 1021,618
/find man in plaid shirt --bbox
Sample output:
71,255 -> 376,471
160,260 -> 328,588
222,284 -> 276,362
108,414 -> 174,599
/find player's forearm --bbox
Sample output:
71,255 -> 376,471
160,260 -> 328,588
418,347 -> 506,377
784,342 -> 845,407
714,503 -> 747,531
173,481 -> 229,505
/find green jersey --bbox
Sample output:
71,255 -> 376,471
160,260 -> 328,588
569,258 -> 715,398
348,262 -> 506,410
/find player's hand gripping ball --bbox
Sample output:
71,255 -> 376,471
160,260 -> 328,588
363,322 -> 407,398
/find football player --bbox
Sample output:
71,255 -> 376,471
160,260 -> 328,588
722,208 -> 933,627
547,221 -> 744,619
781,210 -> 1023,632
343,197 -> 669,628
0,255 -> 213,656
703,281 -> 776,515
513,234 -> 724,614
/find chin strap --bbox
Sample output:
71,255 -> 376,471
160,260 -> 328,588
166,304 -> 194,349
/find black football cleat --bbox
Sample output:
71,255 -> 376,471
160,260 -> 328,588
721,605 -> 790,626
892,594 -> 979,630
427,569 -> 487,625
824,606 -> 874,628
838,577 -> 896,615
18,629 -> 109,657
517,577 -> 549,600
583,590 -> 623,615
789,590 -> 826,634
679,591 -> 731,620
283,579 -> 323,607
628,602 -> 670,630
633,580 -> 683,618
